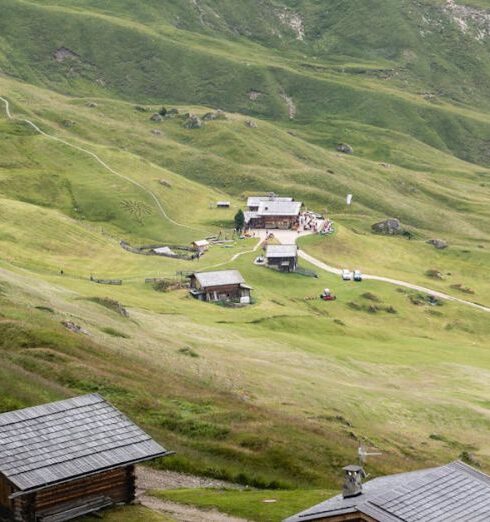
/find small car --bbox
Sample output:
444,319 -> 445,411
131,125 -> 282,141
353,270 -> 363,282
341,269 -> 353,281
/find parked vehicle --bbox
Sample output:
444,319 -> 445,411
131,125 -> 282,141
353,270 -> 363,282
341,269 -> 353,281
320,288 -> 336,301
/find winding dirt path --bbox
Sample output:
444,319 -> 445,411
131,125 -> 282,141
0,96 -> 204,233
2,96 -> 487,313
298,250 -> 490,313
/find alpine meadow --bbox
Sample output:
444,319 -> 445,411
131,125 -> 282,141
0,1 -> 490,521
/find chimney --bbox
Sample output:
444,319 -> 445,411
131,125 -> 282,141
342,465 -> 366,498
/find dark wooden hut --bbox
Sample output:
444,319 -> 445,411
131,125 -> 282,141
265,244 -> 298,272
0,394 -> 172,522
189,270 -> 252,303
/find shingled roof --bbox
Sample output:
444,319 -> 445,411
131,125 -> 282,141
266,244 -> 298,258
257,200 -> 302,216
284,461 -> 490,522
0,394 -> 171,493
247,196 -> 293,208
193,269 -> 245,288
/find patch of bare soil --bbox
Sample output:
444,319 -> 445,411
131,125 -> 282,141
136,466 -> 242,491
136,466 -> 248,522
139,495 -> 249,522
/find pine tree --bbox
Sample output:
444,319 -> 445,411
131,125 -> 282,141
234,209 -> 245,231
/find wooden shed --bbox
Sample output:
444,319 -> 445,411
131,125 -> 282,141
189,270 -> 252,303
266,244 -> 298,272
216,201 -> 231,208
191,239 -> 210,252
0,394 -> 172,522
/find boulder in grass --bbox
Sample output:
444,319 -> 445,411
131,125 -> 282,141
371,218 -> 403,235
166,108 -> 180,117
245,119 -> 257,128
183,114 -> 203,129
202,112 -> 217,121
336,143 -> 354,154
150,113 -> 163,123
202,110 -> 227,121
427,239 -> 448,250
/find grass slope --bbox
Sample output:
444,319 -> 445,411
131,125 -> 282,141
152,488 -> 336,522
0,0 -> 489,507
1,0 -> 490,165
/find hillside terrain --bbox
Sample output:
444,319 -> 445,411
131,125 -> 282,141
1,0 -> 490,518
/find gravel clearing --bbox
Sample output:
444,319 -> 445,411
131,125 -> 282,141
136,466 -> 248,522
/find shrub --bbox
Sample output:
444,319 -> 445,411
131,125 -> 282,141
178,346 -> 199,358
35,306 -> 54,313
425,269 -> 443,280
88,297 -> 129,317
101,327 -> 129,338
361,292 -> 381,302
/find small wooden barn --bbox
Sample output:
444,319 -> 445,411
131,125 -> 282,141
0,394 -> 171,522
189,270 -> 252,303
266,244 -> 298,272
191,239 -> 210,253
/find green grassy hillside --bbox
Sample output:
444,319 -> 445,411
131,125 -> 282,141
2,0 -> 490,166
0,0 -> 489,506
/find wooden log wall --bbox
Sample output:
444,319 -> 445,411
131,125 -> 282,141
35,467 -> 129,511
9,466 -> 135,521
0,474 -> 13,510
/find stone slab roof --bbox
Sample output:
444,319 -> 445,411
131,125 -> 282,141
284,461 -> 490,522
266,244 -> 298,258
194,270 -> 245,288
0,394 -> 170,493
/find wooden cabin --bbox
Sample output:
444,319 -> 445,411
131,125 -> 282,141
0,394 -> 172,522
191,239 -> 210,253
266,244 -> 298,272
245,200 -> 302,230
189,270 -> 252,303
283,460 -> 490,522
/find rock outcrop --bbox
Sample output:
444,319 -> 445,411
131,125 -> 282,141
336,143 -> 354,154
150,113 -> 163,122
371,218 -> 403,235
427,239 -> 448,249
183,114 -> 203,129
202,109 -> 227,121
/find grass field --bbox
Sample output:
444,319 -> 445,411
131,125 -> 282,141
151,488 -> 336,522
0,2 -> 490,517
1,72 -> 490,490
